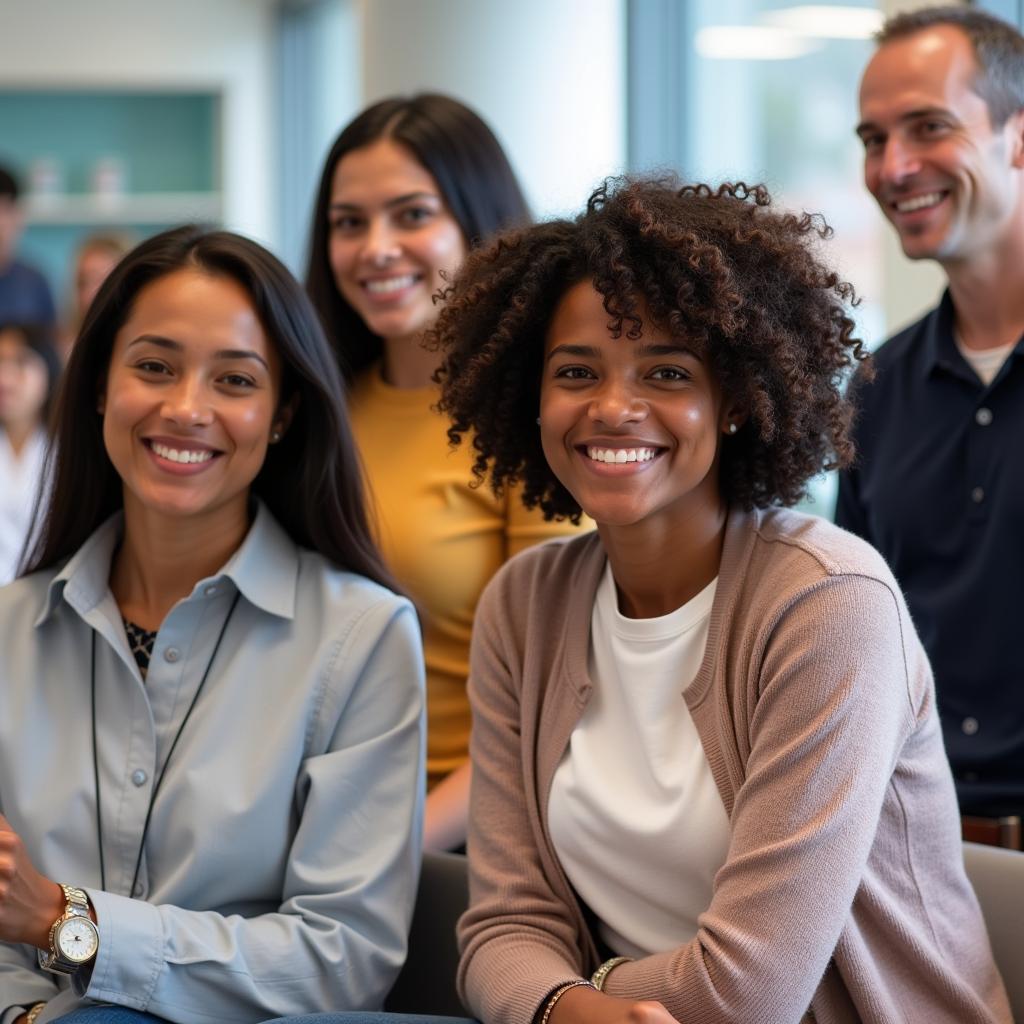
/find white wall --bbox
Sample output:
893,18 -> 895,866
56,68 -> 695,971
0,0 -> 278,245
359,0 -> 627,219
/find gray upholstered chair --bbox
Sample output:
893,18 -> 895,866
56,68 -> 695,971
963,841 -> 1024,1019
385,851 -> 469,1017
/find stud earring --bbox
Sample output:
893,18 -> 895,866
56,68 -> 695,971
727,422 -> 738,434
536,416 -> 541,426
271,430 -> 282,443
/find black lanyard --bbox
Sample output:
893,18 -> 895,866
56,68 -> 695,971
90,590 -> 241,894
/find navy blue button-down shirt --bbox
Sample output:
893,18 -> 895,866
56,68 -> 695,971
0,259 -> 55,326
837,291 -> 1024,815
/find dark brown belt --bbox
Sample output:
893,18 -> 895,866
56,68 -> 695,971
961,814 -> 1023,850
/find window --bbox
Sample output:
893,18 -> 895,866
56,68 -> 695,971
628,1 -> 905,515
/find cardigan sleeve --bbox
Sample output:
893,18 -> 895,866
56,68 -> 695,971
601,573 -> 916,1023
457,573 -> 591,1024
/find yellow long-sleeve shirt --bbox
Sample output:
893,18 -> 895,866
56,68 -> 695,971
349,367 -> 588,788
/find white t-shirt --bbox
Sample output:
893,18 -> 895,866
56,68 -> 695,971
548,563 -> 731,958
0,428 -> 47,585
954,333 -> 1015,386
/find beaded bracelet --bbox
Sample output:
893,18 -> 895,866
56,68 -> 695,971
591,955 -> 633,991
538,979 -> 596,1024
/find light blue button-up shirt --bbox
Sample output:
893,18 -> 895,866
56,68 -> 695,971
0,503 -> 425,1023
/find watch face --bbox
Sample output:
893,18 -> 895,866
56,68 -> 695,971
57,916 -> 99,963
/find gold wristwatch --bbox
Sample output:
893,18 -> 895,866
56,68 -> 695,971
37,884 -> 99,975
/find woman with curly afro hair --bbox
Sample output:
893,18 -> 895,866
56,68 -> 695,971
421,179 -> 1009,1024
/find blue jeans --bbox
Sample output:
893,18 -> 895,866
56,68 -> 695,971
54,1012 -> 171,1024
267,1016 -> 476,1023
53,1010 -> 476,1024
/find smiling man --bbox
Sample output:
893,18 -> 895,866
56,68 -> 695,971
837,6 -> 1024,847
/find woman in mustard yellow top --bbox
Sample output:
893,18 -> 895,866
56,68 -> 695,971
306,94 -> 586,851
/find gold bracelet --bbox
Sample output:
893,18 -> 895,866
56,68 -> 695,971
25,1003 -> 47,1024
538,979 -> 595,1024
591,955 -> 633,991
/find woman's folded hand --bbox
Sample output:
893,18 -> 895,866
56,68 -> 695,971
549,985 -> 680,1024
0,812 -> 63,948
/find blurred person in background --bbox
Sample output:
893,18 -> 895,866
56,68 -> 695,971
60,233 -> 133,361
840,6 -> 1024,848
0,321 -> 59,585
0,166 -> 56,328
306,94 -> 589,853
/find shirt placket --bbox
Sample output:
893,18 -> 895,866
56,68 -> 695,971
964,380 -> 1004,527
933,359 -> 990,528
92,629 -> 156,899
125,598 -> 207,900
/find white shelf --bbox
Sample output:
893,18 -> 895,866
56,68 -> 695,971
25,192 -> 222,226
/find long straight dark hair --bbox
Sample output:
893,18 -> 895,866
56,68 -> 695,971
305,93 -> 531,383
24,225 -> 396,591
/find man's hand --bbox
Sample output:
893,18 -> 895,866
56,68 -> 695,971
0,814 -> 63,948
549,985 -> 681,1024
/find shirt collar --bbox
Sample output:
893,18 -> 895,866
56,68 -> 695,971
38,512 -> 123,625
920,289 -> 961,380
217,500 -> 298,619
36,500 -> 299,627
922,288 -> 1024,383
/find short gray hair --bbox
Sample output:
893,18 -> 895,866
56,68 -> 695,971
878,5 -> 1024,127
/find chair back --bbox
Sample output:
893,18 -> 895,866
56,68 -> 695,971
963,841 -> 1024,1019
385,850 -> 469,1017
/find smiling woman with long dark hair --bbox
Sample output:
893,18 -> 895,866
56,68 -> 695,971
0,226 -> 425,1024
305,94 -> 587,853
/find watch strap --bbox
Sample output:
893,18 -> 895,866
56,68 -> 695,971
25,1003 -> 47,1024
590,955 -> 632,991
59,884 -> 90,916
37,883 -> 98,976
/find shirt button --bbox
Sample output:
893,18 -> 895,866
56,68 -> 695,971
164,646 -> 181,663
975,407 -> 993,426
132,882 -> 146,898
131,769 -> 148,787
204,585 -> 218,597
962,717 -> 979,735
971,487 -> 985,504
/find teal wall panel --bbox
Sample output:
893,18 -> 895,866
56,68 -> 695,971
0,90 -> 220,315
0,91 -> 218,193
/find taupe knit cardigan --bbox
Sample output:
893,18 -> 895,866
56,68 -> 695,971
458,507 -> 1011,1024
